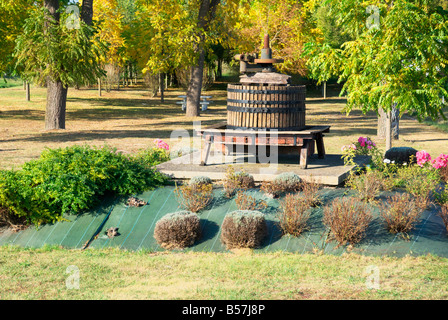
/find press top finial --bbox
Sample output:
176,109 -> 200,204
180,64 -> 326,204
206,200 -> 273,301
263,34 -> 270,49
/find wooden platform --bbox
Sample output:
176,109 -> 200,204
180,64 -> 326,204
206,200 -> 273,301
196,122 -> 330,169
156,151 -> 370,186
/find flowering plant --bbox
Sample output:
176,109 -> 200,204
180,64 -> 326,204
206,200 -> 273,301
415,150 -> 448,169
342,136 -> 381,167
154,139 -> 170,150
432,154 -> 448,169
416,150 -> 431,167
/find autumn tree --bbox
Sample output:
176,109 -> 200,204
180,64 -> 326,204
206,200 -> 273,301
235,0 -> 319,76
0,0 -> 37,76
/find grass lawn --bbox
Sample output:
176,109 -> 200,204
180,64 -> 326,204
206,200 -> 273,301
1,80 -> 448,170
2,79 -> 448,300
1,245 -> 447,300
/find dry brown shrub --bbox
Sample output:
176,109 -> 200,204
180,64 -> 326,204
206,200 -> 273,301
439,166 -> 448,183
0,206 -> 27,232
346,170 -> 384,202
323,197 -> 373,247
260,172 -> 302,198
154,211 -> 201,249
380,193 -> 423,235
235,191 -> 267,211
222,167 -> 255,198
174,183 -> 213,213
299,177 -> 322,207
220,210 -> 267,249
277,194 -> 312,236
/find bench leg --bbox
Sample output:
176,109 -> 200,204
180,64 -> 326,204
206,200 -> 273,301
200,136 -> 213,166
299,140 -> 309,169
316,133 -> 325,159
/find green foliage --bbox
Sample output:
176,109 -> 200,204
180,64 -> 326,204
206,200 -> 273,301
305,0 -> 448,120
346,170 -> 385,202
14,6 -> 106,85
0,145 -> 167,226
435,184 -> 448,205
135,147 -> 170,166
394,165 -> 440,202
0,0 -> 35,75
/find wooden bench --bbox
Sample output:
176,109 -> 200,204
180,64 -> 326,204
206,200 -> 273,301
196,122 -> 330,169
177,95 -> 213,111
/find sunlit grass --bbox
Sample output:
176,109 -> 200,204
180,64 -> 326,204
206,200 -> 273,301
0,245 -> 447,299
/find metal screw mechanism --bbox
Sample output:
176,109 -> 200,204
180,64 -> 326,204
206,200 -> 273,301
234,34 -> 284,74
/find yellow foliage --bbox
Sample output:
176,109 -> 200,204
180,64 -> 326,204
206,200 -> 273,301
92,0 -> 127,66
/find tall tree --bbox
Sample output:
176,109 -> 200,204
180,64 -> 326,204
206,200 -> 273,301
304,0 -> 448,148
185,0 -> 221,117
14,0 -> 105,130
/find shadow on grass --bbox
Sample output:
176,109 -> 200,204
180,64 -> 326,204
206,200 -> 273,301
5,129 -> 178,143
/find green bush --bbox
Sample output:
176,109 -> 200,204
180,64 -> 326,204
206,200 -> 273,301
394,165 -> 440,208
135,147 -> 171,166
0,145 -> 168,226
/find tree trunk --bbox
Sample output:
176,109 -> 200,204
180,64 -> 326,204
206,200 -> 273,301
185,0 -> 220,117
81,0 -> 93,26
378,106 -> 399,141
186,49 -> 205,117
385,110 -> 392,151
98,77 -> 102,96
43,0 -> 95,130
26,82 -> 30,101
322,81 -> 327,99
159,73 -> 165,103
44,0 -> 64,130
45,80 -> 68,130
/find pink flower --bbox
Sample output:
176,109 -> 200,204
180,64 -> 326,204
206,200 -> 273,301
416,150 -> 431,167
154,139 -> 170,150
432,154 -> 448,169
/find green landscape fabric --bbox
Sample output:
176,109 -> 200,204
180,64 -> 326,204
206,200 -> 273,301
1,186 -> 448,258
0,196 -> 116,249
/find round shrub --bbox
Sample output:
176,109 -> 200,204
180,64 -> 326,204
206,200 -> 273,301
189,175 -> 213,187
274,172 -> 301,189
154,211 -> 201,249
261,172 -> 302,198
220,210 -> 267,249
223,167 -> 255,197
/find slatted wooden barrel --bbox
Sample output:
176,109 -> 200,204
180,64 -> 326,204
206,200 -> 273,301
227,84 -> 306,130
